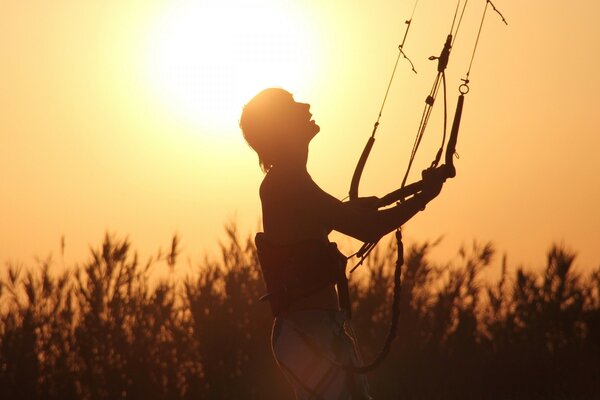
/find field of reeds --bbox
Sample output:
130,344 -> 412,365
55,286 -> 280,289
1,224 -> 599,399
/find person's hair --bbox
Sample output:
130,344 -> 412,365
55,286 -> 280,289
240,88 -> 294,173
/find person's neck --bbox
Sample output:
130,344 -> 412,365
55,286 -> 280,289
276,161 -> 307,174
276,147 -> 308,173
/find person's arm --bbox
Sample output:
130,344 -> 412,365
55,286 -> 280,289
298,171 -> 444,243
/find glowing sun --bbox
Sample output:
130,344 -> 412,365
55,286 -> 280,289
145,0 -> 317,133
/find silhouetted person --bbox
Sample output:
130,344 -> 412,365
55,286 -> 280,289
240,88 -> 445,399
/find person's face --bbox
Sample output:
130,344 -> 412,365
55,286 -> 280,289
281,98 -> 320,144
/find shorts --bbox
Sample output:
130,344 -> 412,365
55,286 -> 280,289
271,309 -> 372,400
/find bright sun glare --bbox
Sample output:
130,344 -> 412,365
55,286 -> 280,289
145,0 -> 316,135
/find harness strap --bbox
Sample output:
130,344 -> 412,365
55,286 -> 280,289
255,233 -> 350,316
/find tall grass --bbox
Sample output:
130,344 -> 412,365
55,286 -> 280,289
1,226 -> 598,399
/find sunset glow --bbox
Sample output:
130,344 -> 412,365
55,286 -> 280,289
1,0 -> 599,272
144,0 -> 317,133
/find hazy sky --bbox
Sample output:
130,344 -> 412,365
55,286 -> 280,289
2,0 -> 599,273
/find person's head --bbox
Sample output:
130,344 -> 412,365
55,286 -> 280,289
240,88 -> 320,172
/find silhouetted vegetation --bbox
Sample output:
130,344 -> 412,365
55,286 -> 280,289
1,225 -> 598,399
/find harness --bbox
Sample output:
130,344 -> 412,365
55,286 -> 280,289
255,233 -> 351,317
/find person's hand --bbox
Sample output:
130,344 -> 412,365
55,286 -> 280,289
420,166 -> 446,202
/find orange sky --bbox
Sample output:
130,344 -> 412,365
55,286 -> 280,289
1,0 -> 599,274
